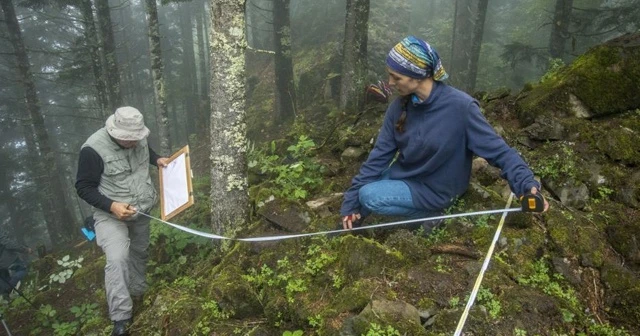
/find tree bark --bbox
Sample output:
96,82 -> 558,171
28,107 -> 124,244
95,0 -> 122,111
549,0 -> 574,60
195,0 -> 210,134
339,0 -> 370,112
272,0 -> 296,123
78,0 -> 109,117
466,0 -> 488,93
209,0 -> 250,235
179,1 -> 199,136
450,0 -> 488,93
144,0 -> 171,155
1,0 -> 78,244
450,0 -> 473,91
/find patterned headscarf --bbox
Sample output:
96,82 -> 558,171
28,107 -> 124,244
386,36 -> 448,81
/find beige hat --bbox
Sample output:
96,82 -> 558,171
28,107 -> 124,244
105,106 -> 150,141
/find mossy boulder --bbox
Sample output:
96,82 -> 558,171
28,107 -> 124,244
206,264 -> 263,318
546,212 -> 607,267
336,235 -> 404,280
517,33 -> 640,126
600,263 -> 640,329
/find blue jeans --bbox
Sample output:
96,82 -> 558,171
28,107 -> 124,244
8,259 -> 28,288
358,176 -> 435,219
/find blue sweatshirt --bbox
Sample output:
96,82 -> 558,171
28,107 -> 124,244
340,81 -> 540,216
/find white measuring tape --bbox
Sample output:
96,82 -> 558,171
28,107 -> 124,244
453,193 -> 515,336
139,196 -> 517,335
136,205 -> 521,242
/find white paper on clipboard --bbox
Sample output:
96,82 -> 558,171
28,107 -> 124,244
160,145 -> 194,220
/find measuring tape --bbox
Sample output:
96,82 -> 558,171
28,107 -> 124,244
135,192 -> 544,334
136,192 -> 544,242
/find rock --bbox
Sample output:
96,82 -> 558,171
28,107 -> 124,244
544,178 -> 590,210
341,147 -> 366,163
257,200 -> 310,233
551,257 -> 582,286
351,300 -> 427,335
569,94 -> 592,118
523,116 -> 566,141
305,193 -> 343,209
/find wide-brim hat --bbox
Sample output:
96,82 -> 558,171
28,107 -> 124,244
105,106 -> 150,141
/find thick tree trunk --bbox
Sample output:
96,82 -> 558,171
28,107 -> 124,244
466,0 -> 488,93
450,0 -> 473,91
78,0 -> 109,117
272,0 -> 296,123
144,0 -> 171,155
1,0 -> 78,244
95,0 -> 122,111
450,0 -> 487,93
549,0 -> 574,60
209,0 -> 250,235
339,0 -> 370,112
179,2 -> 198,136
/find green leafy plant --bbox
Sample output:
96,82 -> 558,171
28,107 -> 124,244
449,296 -> 460,308
308,314 -> 323,328
52,321 -> 79,336
37,304 -> 58,327
365,323 -> 401,336
282,330 -> 304,336
304,242 -> 337,275
49,255 -> 83,284
69,303 -> 99,325
514,327 -> 527,336
517,258 -> 580,310
248,135 -> 325,202
476,287 -> 502,319
532,144 -> 577,180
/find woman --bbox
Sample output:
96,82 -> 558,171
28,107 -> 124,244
340,36 -> 548,231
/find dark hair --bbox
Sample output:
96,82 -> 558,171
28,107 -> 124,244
395,96 -> 410,133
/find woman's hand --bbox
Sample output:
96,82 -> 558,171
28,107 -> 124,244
342,213 -> 361,229
530,187 -> 549,212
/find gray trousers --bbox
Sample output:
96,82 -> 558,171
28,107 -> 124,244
94,211 -> 150,321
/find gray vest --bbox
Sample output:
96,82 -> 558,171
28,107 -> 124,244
82,128 -> 157,215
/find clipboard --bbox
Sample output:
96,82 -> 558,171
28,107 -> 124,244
159,145 -> 194,220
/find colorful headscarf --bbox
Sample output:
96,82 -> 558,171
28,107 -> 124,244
386,36 -> 448,81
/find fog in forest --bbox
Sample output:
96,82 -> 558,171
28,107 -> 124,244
0,0 -> 638,270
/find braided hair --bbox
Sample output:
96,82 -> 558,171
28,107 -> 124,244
395,96 -> 410,133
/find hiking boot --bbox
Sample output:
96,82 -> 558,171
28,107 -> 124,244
111,318 -> 132,336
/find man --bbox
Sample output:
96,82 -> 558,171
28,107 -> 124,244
0,229 -> 31,299
75,106 -> 169,336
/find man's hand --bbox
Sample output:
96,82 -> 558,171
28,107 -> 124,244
342,213 -> 361,230
157,157 -> 170,168
110,202 -> 137,220
530,187 -> 549,212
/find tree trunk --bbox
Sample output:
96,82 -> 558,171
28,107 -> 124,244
466,0 -> 488,93
209,0 -> 250,235
78,0 -> 109,117
179,2 -> 198,136
272,0 -> 296,123
95,0 -> 122,111
195,0 -> 209,134
450,0 -> 473,91
549,0 -> 573,60
144,0 -> 171,155
339,0 -> 370,112
1,0 -> 78,244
